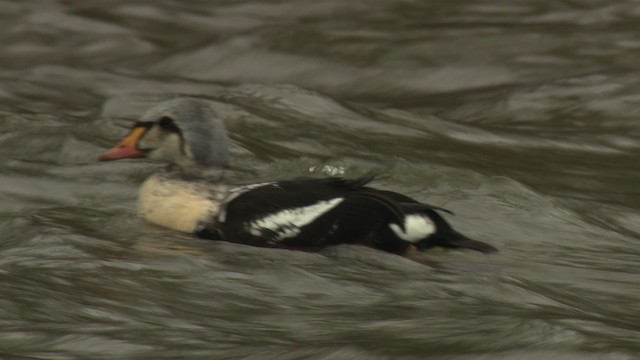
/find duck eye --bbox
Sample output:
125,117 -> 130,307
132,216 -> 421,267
158,116 -> 180,133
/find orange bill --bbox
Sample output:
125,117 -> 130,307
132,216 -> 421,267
99,127 -> 147,161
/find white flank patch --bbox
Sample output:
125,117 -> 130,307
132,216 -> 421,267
388,214 -> 435,243
249,198 -> 344,241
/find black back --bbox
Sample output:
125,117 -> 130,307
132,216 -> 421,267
198,176 -> 497,254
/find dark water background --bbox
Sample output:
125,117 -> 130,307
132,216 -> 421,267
1,1 -> 640,359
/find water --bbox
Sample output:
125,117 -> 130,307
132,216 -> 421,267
1,0 -> 639,359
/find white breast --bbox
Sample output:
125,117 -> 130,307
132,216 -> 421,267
138,174 -> 225,233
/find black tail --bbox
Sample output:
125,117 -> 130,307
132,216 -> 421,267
420,230 -> 498,254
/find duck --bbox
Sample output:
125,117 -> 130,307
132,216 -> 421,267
99,98 -> 497,256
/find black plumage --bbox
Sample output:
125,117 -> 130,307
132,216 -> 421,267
199,176 -> 497,254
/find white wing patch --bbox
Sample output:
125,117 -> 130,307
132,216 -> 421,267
388,214 -> 435,243
226,182 -> 276,202
218,182 -> 276,223
249,198 -> 344,241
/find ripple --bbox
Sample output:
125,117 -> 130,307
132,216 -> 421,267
1,1 -> 639,359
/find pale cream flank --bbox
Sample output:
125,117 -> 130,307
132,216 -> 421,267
138,174 -> 223,233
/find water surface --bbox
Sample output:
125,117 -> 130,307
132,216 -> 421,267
1,1 -> 639,359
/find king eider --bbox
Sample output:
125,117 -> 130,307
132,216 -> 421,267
99,98 -> 497,256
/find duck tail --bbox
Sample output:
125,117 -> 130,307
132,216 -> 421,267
448,231 -> 498,253
425,230 -> 498,254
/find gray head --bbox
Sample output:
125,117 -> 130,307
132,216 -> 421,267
99,98 -> 230,170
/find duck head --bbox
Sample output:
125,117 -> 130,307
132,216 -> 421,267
99,98 -> 230,170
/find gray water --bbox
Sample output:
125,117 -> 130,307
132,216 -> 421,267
1,1 -> 639,359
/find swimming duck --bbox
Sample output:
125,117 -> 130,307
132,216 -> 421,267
99,98 -> 497,255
